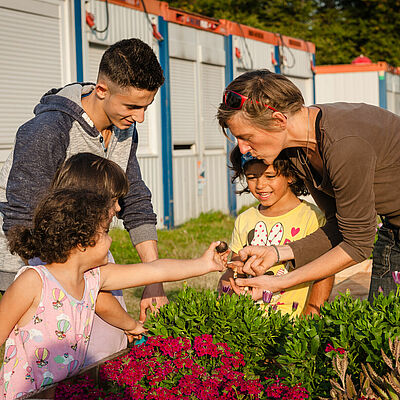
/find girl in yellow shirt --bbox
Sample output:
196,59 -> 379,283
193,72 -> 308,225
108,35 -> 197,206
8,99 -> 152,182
219,146 -> 325,317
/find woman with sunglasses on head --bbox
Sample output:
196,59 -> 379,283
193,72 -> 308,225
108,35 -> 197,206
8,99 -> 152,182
218,69 -> 400,307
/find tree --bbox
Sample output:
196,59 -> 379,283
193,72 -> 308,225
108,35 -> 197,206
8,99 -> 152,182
165,0 -> 400,66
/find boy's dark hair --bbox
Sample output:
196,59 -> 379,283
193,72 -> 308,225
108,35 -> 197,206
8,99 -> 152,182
51,153 -> 129,200
99,38 -> 164,91
8,189 -> 112,264
230,145 -> 309,197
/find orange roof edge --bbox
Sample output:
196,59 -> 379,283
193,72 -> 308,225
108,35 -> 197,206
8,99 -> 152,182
279,34 -> 315,53
105,0 -> 164,16
96,1 -> 316,51
219,19 -> 277,45
161,4 -> 226,34
220,20 -> 315,53
315,62 -> 390,74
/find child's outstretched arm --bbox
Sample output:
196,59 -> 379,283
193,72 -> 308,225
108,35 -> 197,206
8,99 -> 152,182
0,270 -> 40,346
95,291 -> 146,337
100,242 -> 227,291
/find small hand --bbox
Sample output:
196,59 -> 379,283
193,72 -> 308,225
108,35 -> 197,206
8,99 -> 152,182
230,274 -> 284,297
201,242 -> 231,272
124,320 -> 147,343
237,246 -> 279,276
229,277 -> 263,301
139,283 -> 169,322
226,260 -> 244,278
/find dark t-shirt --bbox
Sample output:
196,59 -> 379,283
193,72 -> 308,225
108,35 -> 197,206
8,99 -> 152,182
286,102 -> 400,265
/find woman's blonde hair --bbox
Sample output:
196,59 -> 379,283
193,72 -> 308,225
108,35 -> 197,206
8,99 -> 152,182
217,69 -> 304,134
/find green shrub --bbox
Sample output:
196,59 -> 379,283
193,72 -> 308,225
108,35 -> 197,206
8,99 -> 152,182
276,292 -> 400,397
146,286 -> 400,399
145,284 -> 293,376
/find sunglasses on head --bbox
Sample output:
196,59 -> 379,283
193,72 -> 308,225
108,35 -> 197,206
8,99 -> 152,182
223,90 -> 282,114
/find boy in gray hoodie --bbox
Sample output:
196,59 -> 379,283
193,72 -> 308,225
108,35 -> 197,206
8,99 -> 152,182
0,38 -> 167,320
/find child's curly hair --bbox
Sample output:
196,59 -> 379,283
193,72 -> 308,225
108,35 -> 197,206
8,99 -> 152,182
8,189 -> 112,264
230,145 -> 309,197
51,153 -> 129,200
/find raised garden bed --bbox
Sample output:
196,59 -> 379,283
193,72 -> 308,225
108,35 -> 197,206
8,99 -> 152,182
24,348 -> 130,399
20,280 -> 400,399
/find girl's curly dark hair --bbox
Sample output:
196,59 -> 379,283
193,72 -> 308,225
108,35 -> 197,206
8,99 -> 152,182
8,188 -> 112,264
230,145 -> 309,197
51,153 -> 129,200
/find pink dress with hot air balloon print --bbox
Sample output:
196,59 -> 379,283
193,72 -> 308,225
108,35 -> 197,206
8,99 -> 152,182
0,265 -> 100,400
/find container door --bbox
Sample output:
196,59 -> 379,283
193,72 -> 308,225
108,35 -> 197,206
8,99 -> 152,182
0,0 -> 69,162
169,23 -> 228,225
280,46 -> 314,105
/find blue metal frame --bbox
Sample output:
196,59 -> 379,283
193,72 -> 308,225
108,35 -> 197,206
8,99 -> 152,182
378,71 -> 387,110
274,46 -> 281,74
74,0 -> 84,81
225,34 -> 237,216
312,53 -> 316,104
158,16 -> 174,229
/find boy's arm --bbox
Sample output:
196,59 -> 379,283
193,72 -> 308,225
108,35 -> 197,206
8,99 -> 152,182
95,291 -> 139,331
100,242 -> 226,291
135,240 -> 168,322
0,270 -> 39,346
119,125 -> 167,321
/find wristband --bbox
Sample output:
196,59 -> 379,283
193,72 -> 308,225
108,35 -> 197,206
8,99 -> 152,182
270,244 -> 280,264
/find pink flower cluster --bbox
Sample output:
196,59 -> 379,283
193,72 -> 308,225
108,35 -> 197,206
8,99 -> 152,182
263,377 -> 309,399
99,334 -> 263,399
325,343 -> 346,354
56,334 -> 268,399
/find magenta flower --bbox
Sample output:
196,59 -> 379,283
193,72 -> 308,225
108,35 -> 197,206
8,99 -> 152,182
325,343 -> 335,353
292,302 -> 299,312
58,334 -> 264,399
392,271 -> 400,285
222,285 -> 230,294
263,290 -> 273,304
325,343 -> 346,355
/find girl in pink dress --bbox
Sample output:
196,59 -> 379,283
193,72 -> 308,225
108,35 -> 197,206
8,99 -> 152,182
49,153 -> 139,365
0,189 -> 226,399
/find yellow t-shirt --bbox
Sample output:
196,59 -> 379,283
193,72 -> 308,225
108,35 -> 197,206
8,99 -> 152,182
230,200 -> 326,317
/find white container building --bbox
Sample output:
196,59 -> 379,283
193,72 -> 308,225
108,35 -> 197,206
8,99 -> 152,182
0,0 -> 74,162
315,62 -> 400,115
0,0 -> 317,228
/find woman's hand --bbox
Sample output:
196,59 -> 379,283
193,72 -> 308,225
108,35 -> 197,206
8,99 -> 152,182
236,246 -> 280,276
229,274 -> 285,298
229,277 -> 264,301
201,242 -> 231,272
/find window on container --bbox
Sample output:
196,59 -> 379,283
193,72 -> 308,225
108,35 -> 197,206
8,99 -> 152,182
170,58 -> 197,150
201,63 -> 225,150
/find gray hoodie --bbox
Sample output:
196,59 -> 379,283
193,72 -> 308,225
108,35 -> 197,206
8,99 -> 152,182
0,83 -> 157,247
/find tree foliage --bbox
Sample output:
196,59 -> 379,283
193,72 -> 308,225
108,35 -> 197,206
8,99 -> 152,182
165,0 -> 400,66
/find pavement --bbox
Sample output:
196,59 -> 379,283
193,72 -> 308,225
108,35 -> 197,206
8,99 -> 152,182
329,259 -> 372,301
